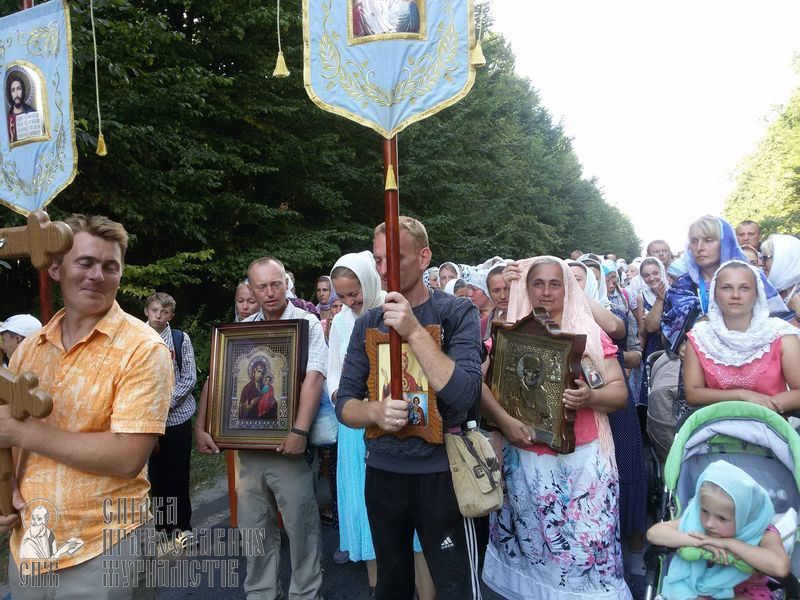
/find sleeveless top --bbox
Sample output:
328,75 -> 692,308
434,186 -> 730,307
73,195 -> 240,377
687,333 -> 787,396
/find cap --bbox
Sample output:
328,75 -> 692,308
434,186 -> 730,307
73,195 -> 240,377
0,314 -> 43,338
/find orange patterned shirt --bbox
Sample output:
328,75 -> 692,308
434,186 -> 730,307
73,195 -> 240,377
8,301 -> 173,570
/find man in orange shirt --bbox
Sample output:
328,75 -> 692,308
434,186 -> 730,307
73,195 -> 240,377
0,214 -> 173,598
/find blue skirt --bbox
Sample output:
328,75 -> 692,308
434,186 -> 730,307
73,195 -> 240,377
336,423 -> 421,561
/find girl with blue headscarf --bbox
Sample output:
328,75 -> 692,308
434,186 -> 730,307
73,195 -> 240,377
647,460 -> 789,599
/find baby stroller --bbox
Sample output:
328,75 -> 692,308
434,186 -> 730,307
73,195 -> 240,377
643,401 -> 800,600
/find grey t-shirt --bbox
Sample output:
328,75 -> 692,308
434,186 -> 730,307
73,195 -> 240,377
336,290 -> 482,474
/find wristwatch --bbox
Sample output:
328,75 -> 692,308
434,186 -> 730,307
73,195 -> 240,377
291,427 -> 309,437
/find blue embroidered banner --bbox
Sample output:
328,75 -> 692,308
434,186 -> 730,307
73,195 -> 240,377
303,0 -> 476,139
0,0 -> 76,216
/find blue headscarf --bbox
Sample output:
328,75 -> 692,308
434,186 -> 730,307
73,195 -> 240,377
662,460 -> 774,600
662,217 -> 788,352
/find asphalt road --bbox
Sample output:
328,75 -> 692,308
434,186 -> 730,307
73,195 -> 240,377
154,490 -> 505,600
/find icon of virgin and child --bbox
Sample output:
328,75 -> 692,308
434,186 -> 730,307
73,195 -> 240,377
238,356 -> 278,421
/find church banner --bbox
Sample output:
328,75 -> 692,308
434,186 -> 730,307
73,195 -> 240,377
303,0 -> 477,139
0,0 -> 76,215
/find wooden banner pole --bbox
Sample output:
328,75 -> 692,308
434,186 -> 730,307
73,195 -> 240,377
17,0 -> 54,324
382,135 -> 403,400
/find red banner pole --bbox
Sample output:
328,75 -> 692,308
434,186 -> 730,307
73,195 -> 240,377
382,136 -> 403,400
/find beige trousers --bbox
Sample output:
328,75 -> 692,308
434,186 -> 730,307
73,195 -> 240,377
236,450 -> 322,600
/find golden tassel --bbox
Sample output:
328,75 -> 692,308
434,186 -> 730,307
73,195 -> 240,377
471,41 -> 486,67
273,0 -> 289,78
90,0 -> 107,156
273,51 -> 290,78
96,133 -> 107,157
385,166 -> 398,191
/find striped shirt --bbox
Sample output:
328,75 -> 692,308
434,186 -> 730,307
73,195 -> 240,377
158,324 -> 197,426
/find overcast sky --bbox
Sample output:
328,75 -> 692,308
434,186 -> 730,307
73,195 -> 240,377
491,0 -> 800,254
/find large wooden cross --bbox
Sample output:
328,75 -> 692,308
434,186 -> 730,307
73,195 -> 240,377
0,210 -> 72,515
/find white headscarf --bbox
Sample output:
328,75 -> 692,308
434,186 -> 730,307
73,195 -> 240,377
464,268 -> 490,297
568,260 -> 600,304
439,262 -> 461,278
639,257 -> 669,308
690,260 -> 799,367
330,250 -> 386,317
579,255 -> 610,307
765,234 -> 800,293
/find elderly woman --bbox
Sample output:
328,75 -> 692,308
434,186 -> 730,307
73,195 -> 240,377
762,233 -> 800,321
483,257 -> 631,599
684,260 -> 800,412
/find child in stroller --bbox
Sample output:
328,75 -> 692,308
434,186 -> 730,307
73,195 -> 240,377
648,460 -> 789,599
642,401 -> 800,600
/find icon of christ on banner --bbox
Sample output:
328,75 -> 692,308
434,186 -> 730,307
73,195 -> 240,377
5,65 -> 47,146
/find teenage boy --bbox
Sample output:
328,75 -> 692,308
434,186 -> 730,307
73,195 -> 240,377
144,292 -> 197,547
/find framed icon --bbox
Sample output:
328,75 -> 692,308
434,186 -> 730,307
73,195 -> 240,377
5,61 -> 50,148
348,0 -> 427,44
206,320 -> 308,449
486,308 -> 586,453
365,325 -> 443,445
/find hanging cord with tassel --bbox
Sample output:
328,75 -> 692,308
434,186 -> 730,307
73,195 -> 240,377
273,0 -> 289,78
471,0 -> 487,67
90,0 -> 106,156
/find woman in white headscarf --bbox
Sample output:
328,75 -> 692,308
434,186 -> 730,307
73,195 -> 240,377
328,251 -> 432,599
762,233 -> 800,322
438,262 -> 461,288
568,261 -> 626,339
684,260 -> 800,412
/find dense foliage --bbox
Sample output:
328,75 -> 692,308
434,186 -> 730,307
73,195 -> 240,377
725,58 -> 800,235
1,0 -> 640,333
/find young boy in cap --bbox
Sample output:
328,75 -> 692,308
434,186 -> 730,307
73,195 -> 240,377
0,314 -> 43,363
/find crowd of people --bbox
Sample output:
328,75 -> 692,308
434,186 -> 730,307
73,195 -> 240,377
1,212 -> 799,600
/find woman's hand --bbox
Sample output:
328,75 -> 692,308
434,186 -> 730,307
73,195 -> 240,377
503,260 -> 521,283
739,390 -> 779,411
563,379 -> 593,411
653,279 -> 667,300
499,415 -> 532,447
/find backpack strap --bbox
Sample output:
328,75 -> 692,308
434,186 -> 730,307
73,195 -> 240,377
171,328 -> 184,375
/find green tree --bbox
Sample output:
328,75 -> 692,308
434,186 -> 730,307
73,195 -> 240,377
1,0 -> 639,327
725,58 -> 800,235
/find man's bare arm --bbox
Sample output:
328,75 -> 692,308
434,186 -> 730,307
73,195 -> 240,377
3,413 -> 156,479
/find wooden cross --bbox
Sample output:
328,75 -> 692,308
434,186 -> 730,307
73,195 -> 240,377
0,210 -> 73,269
0,210 -> 71,515
0,368 -> 52,515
